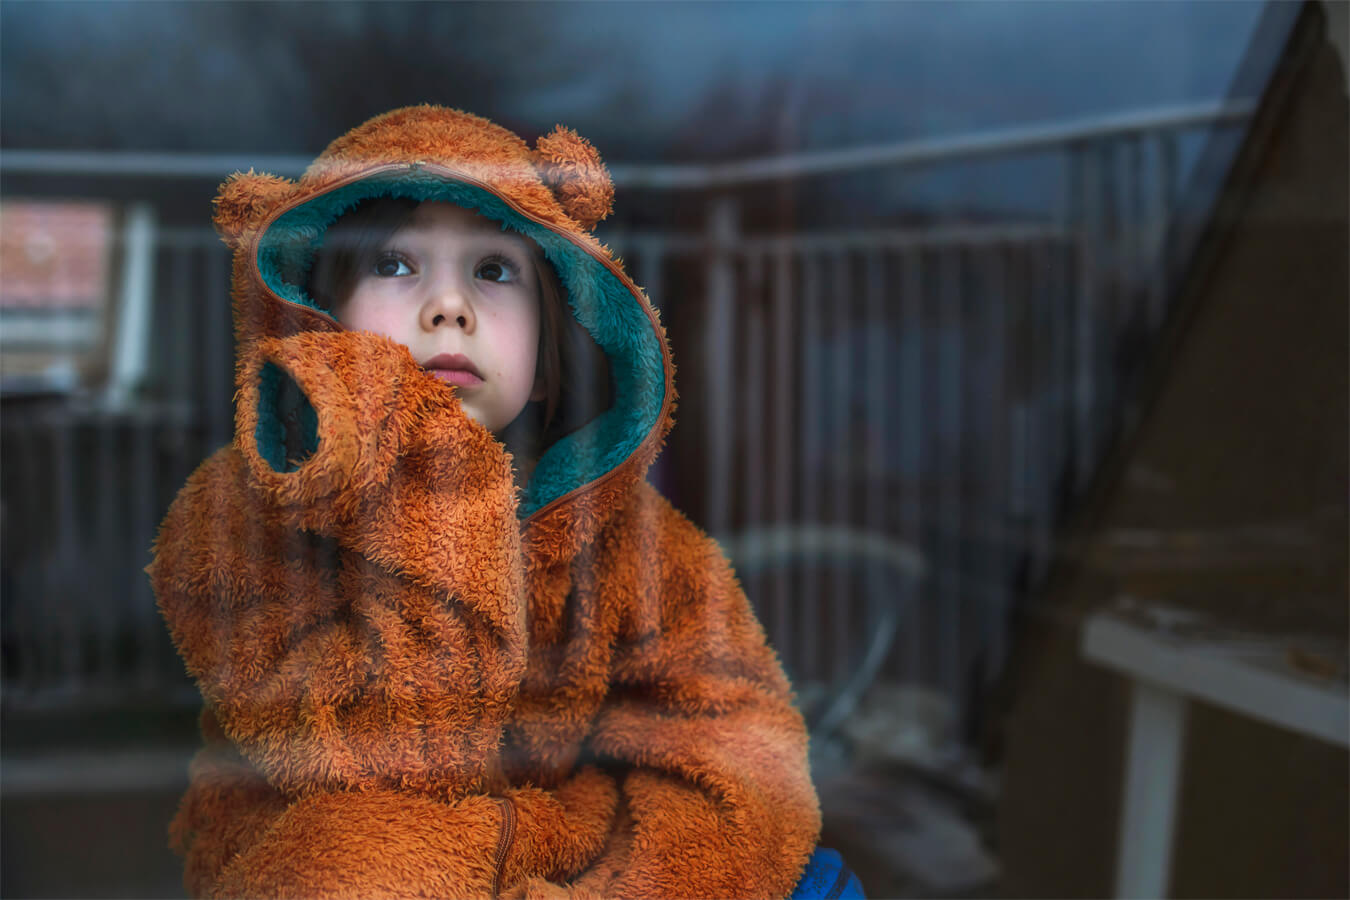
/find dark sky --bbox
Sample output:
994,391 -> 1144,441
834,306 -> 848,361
1,0 -> 1270,162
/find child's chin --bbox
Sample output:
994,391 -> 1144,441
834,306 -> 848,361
460,404 -> 502,435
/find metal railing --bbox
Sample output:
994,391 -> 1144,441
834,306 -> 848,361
1,102 -> 1254,735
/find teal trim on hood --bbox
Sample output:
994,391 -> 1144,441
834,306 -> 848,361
254,171 -> 665,518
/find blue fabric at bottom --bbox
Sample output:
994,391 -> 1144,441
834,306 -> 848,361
789,847 -> 865,899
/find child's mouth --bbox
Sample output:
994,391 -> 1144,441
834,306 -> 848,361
427,368 -> 483,387
423,353 -> 484,387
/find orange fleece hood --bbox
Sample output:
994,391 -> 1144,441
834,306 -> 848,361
213,105 -> 675,553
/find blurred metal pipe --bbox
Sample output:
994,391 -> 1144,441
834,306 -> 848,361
105,204 -> 157,411
744,254 -> 767,536
985,244 -> 1010,687
1073,146 -> 1102,492
703,198 -> 739,536
829,251 -> 852,688
900,246 -> 924,684
938,245 -> 963,697
2,100 -> 1253,187
608,101 -> 1255,188
798,253 -> 824,679
770,248 -> 795,661
1149,133 -> 1180,331
0,151 -> 314,178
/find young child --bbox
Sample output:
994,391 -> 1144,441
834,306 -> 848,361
149,106 -> 857,899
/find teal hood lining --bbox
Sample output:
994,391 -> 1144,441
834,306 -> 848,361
254,172 -> 665,518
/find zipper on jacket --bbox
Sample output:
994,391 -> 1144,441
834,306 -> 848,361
491,796 -> 517,897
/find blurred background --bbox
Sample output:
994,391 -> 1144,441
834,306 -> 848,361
2,1 -> 1346,897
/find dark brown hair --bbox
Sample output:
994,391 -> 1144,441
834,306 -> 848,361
306,196 -> 610,461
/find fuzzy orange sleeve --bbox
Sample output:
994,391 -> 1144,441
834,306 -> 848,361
150,331 -> 528,800
514,488 -> 822,900
171,706 -> 620,899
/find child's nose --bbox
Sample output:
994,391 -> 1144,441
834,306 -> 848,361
420,276 -> 475,333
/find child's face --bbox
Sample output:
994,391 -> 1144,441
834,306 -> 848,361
335,202 -> 544,435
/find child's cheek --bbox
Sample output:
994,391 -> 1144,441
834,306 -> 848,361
494,306 -> 541,392
341,295 -> 417,349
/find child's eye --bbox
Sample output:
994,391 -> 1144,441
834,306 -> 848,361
373,254 -> 413,277
475,257 -> 517,284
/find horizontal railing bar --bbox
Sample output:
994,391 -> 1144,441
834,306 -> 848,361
38,222 -> 1067,253
0,398 -> 199,426
612,100 -> 1255,187
1,100 -> 1254,187
0,152 -> 316,179
606,223 -> 1071,255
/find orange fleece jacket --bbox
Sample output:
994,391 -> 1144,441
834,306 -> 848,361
150,106 -> 820,899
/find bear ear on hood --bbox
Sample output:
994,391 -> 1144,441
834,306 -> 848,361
213,171 -> 298,249
533,125 -> 614,231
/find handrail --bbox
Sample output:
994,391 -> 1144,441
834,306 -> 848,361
0,100 -> 1256,187
610,99 -> 1257,188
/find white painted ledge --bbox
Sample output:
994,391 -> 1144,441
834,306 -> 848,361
1083,610 -> 1348,748
1082,604 -> 1348,898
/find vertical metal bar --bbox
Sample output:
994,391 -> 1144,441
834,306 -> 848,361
1159,132 -> 1180,211
6,419 -> 33,697
829,251 -> 851,688
637,238 -> 665,313
1048,157 -> 1074,588
704,198 -> 739,537
11,414 -> 49,697
1147,132 -> 1178,331
900,246 -> 923,685
169,243 -> 196,410
1009,397 -> 1030,583
51,417 -> 82,690
740,253 -> 768,643
1074,144 -> 1101,494
204,245 -> 232,451
166,239 -> 200,532
93,411 -> 122,686
863,249 -> 888,685
799,253 -> 823,683
739,249 -> 772,636
1052,234 -> 1073,524
106,204 -> 157,411
1029,239 -> 1053,587
1128,135 -> 1145,336
770,248 -> 795,665
1098,141 -> 1119,444
743,253 -> 767,533
132,413 -> 160,688
937,245 -> 962,699
985,242 -> 1009,689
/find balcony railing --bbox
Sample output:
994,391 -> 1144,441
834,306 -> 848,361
1,102 -> 1255,749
